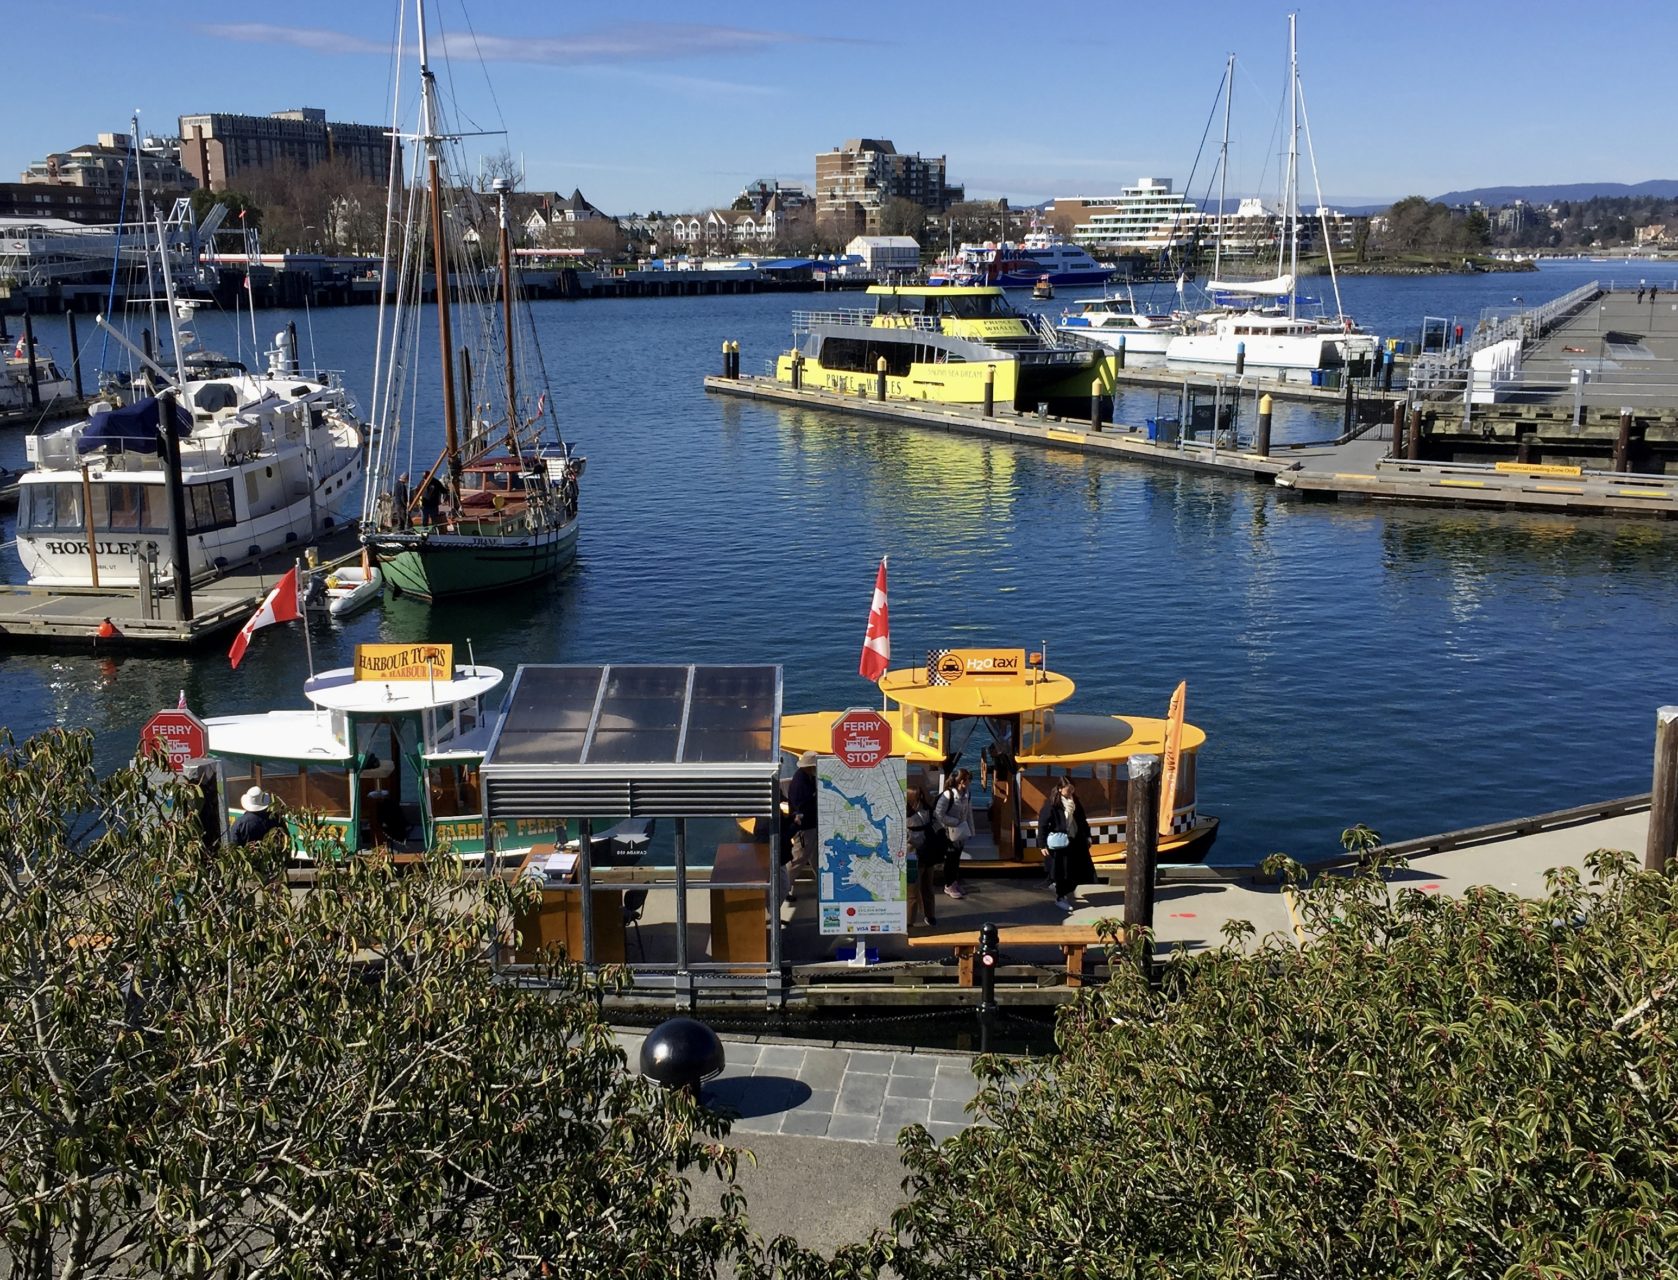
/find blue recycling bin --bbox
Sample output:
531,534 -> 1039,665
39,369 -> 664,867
1145,417 -> 1158,441
1309,369 -> 1324,387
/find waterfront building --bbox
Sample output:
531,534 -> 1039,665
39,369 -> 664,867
20,132 -> 192,198
846,235 -> 921,275
737,179 -> 811,216
1060,179 -> 1205,255
815,138 -> 962,234
178,108 -> 394,192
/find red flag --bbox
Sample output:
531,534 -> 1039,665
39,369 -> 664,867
858,555 -> 890,682
229,566 -> 301,669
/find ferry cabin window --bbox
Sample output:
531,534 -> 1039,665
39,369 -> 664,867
429,763 -> 482,819
187,480 -> 237,534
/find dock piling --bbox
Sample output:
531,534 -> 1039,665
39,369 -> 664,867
1256,394 -> 1273,456
983,364 -> 995,418
22,309 -> 40,411
877,356 -> 887,402
1089,377 -> 1103,431
158,391 -> 194,623
1342,376 -> 1354,436
1407,404 -> 1423,461
65,309 -> 83,400
1124,755 -> 1161,935
1115,336 -> 1126,370
1646,706 -> 1678,875
721,340 -> 731,379
1234,341 -> 1246,378
1615,407 -> 1633,473
1391,401 -> 1405,457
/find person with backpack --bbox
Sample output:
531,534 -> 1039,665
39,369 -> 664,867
933,768 -> 974,899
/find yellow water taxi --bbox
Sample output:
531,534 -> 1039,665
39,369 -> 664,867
777,284 -> 1107,410
781,648 -> 1217,866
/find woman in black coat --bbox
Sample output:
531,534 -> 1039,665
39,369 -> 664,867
1038,774 -> 1096,914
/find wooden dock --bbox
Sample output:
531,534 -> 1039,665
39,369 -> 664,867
706,373 -> 1678,520
0,528 -> 362,651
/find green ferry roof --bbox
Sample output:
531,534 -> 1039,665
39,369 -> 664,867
866,284 -> 1004,296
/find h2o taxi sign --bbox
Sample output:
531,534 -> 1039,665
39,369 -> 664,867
830,708 -> 892,770
139,709 -> 209,772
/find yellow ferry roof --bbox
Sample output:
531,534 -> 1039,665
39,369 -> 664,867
866,284 -> 1006,297
780,710 -> 944,762
877,665 -> 1075,717
1022,713 -> 1206,766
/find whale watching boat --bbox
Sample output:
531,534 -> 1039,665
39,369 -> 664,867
947,232 -> 1112,288
360,1 -> 582,602
779,648 -> 1217,867
203,644 -> 554,862
781,283 -> 1101,410
14,324 -> 363,587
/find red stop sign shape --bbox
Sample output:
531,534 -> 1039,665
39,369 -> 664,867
139,709 -> 208,773
830,708 -> 892,770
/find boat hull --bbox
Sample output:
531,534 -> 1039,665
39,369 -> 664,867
372,520 -> 578,602
1166,331 -> 1334,370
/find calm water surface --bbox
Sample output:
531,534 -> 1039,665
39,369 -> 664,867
3,259 -> 1674,865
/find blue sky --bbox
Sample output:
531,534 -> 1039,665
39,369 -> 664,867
13,1 -> 1674,213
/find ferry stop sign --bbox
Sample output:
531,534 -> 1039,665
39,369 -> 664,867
831,708 -> 892,769
139,709 -> 208,773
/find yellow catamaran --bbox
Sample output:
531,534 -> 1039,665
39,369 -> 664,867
779,284 -> 1111,411
781,647 -> 1217,866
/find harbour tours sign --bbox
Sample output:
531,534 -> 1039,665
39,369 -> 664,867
817,709 -> 908,936
925,647 -> 1028,686
353,642 -> 454,682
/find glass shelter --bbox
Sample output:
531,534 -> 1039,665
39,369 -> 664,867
480,663 -> 785,1006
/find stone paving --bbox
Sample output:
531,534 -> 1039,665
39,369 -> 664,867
613,1030 -> 983,1146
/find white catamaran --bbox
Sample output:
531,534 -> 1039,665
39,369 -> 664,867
360,0 -> 583,603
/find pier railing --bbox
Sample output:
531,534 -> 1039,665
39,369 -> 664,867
1408,280 -> 1600,393
790,310 -> 935,334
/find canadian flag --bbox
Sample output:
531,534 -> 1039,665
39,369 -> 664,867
858,555 -> 890,682
229,566 -> 301,669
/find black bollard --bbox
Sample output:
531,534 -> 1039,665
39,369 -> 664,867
22,309 -> 40,411
1089,377 -> 1103,430
976,921 -> 1000,1051
158,392 -> 194,622
1234,340 -> 1246,378
730,340 -> 740,379
639,1017 -> 726,1095
1115,334 -> 1126,370
876,355 -> 887,402
65,308 -> 83,399
983,363 -> 995,417
1615,407 -> 1633,472
1255,393 -> 1273,456
721,340 -> 731,378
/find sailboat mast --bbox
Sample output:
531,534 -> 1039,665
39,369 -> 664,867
1287,12 -> 1299,321
418,0 -> 462,496
1214,53 -> 1233,286
495,180 -> 520,455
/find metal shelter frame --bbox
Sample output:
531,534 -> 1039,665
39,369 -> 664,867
480,663 -> 785,1006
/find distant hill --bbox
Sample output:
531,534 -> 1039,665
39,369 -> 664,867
1429,180 -> 1678,207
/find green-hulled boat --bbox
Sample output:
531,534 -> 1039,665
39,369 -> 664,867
361,3 -> 583,603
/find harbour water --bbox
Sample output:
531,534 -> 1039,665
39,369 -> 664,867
3,259 -> 1675,866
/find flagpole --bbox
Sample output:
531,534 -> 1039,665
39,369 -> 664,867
296,558 -> 315,678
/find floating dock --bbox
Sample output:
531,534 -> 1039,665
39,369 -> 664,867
0,529 -> 361,650
705,372 -> 1678,519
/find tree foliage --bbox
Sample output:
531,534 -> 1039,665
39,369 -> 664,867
887,850 -> 1678,1279
0,729 -> 751,1278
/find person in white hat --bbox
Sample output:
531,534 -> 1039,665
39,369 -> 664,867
230,785 -> 284,847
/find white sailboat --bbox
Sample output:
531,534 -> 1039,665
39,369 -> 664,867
1168,20 -> 1375,373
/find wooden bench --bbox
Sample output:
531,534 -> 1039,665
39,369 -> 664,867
905,924 -> 1118,988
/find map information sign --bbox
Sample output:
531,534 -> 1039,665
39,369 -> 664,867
815,755 -> 908,936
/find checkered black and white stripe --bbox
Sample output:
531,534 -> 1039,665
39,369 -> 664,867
926,648 -> 954,686
1022,809 -> 1199,843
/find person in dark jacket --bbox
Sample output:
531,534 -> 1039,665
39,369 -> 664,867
230,786 -> 284,847
1038,774 -> 1096,914
780,750 -> 819,902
